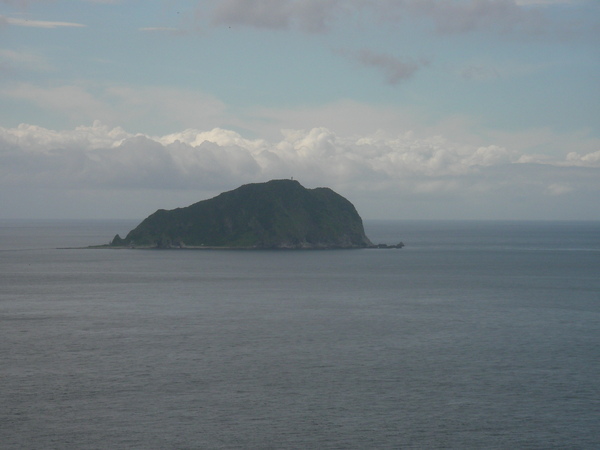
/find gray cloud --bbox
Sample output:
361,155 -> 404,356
400,0 -> 538,35
211,0 -> 290,30
206,0 -> 596,38
343,49 -> 428,84
210,0 -> 349,33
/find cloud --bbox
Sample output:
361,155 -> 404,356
515,0 -> 587,5
0,0 -> 118,5
399,0 -> 539,35
1,83 -> 114,123
209,0 -> 349,33
454,57 -> 550,83
566,150 -> 600,167
4,82 -> 595,165
104,85 -> 228,131
206,0 -> 597,39
1,121 -> 132,152
158,127 -> 268,151
3,0 -> 594,37
2,121 -> 597,190
211,0 -> 294,30
0,1 -> 31,6
0,82 -> 228,133
546,183 -> 574,195
0,48 -> 52,72
458,64 -> 501,81
138,27 -> 184,35
0,15 -> 86,28
341,49 -> 428,84
2,122 -> 599,219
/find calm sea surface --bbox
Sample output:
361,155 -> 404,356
1,220 -> 599,449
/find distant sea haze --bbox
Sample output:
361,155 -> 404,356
1,220 -> 599,448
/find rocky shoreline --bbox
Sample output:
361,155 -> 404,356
85,242 -> 404,250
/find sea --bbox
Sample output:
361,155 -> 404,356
1,219 -> 599,449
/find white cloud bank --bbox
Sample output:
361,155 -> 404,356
1,121 -> 599,220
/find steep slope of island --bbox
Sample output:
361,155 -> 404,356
109,179 -> 374,249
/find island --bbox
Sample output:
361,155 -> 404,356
104,179 -> 403,250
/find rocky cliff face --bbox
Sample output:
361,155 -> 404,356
110,179 -> 373,249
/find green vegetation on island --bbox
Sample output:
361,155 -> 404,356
107,179 -> 381,249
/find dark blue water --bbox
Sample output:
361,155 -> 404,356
1,220 -> 599,448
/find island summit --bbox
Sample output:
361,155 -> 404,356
107,179 -> 402,250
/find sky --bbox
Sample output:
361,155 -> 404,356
1,0 -> 599,220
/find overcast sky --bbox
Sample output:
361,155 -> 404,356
1,0 -> 599,220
